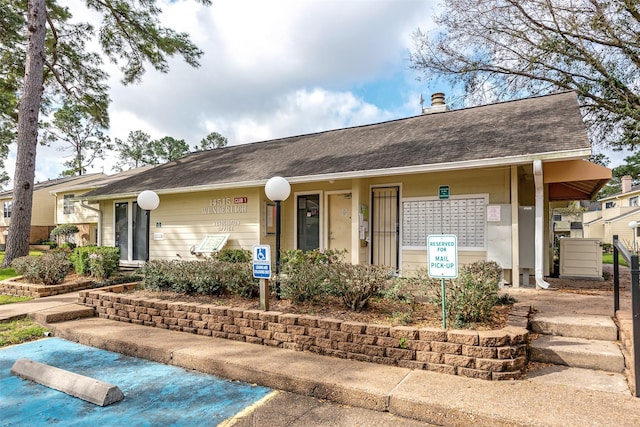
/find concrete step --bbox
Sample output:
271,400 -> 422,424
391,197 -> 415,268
530,314 -> 618,341
530,335 -> 625,373
527,365 -> 630,395
29,304 -> 95,324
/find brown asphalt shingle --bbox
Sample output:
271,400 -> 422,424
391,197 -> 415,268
85,91 -> 590,197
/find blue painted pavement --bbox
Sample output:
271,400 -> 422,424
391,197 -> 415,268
0,338 -> 271,426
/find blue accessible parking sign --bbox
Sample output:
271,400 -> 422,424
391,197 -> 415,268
252,245 -> 272,279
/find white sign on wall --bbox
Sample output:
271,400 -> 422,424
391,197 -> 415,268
427,234 -> 458,278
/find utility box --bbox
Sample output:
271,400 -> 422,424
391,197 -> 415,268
559,238 -> 603,280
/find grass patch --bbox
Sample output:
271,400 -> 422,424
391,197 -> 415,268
0,317 -> 49,348
0,267 -> 17,281
603,253 -> 629,267
0,295 -> 32,305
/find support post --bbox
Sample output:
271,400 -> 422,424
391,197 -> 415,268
614,235 -> 620,315
260,279 -> 270,311
631,253 -> 640,397
275,200 -> 282,300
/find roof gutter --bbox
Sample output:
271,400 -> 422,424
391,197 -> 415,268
78,148 -> 591,202
533,160 -> 551,290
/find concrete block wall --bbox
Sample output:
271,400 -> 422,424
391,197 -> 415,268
79,285 -> 530,381
0,278 -> 94,298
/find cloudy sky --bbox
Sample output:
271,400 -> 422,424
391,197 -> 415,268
5,0 -> 625,184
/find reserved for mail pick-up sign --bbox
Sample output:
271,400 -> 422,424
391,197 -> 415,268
427,234 -> 458,279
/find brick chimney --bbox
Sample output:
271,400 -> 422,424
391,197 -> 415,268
622,175 -> 633,193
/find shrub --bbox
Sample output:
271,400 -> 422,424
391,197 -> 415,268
71,246 -> 120,279
278,249 -> 347,304
50,224 -> 79,245
327,263 -> 391,311
215,249 -> 252,263
442,260 -> 503,328
278,260 -> 327,303
141,259 -> 225,295
11,251 -> 72,286
222,261 -> 259,298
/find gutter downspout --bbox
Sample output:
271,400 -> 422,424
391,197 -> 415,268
80,201 -> 102,246
533,160 -> 550,289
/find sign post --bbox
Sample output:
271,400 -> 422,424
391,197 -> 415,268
427,235 -> 458,329
253,245 -> 272,310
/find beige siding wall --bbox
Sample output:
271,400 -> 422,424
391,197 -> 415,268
55,191 -> 100,225
402,249 -> 486,276
95,166 -> 533,274
151,190 -> 260,260
605,215 -> 640,249
101,189 -> 261,261
30,190 -> 56,226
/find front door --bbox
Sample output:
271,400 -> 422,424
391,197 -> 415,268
297,194 -> 320,251
114,201 -> 150,263
328,193 -> 352,253
371,187 -> 399,269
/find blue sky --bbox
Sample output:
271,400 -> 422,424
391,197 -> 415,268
5,0 -> 625,183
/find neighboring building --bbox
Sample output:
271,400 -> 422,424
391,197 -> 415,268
552,203 -> 584,240
0,174 -> 104,246
583,175 -> 640,249
80,92 -> 611,287
50,167 -> 153,246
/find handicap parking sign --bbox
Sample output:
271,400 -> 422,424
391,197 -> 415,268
252,245 -> 271,279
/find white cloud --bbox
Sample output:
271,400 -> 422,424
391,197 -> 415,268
9,0 -> 442,182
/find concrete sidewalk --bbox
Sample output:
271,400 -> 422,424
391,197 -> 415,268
41,316 -> 640,426
0,292 -> 80,321
3,290 -> 640,426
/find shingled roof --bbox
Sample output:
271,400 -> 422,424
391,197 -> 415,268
84,91 -> 591,199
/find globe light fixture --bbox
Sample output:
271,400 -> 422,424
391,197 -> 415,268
137,190 -> 160,261
137,190 -> 160,211
265,176 -> 291,299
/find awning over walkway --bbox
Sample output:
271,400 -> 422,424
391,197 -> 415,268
544,160 -> 611,201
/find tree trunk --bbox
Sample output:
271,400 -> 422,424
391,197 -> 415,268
1,0 -> 47,268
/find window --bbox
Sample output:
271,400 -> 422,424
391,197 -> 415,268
553,214 -> 562,221
3,201 -> 11,218
630,196 -> 639,207
605,201 -> 616,209
63,194 -> 75,214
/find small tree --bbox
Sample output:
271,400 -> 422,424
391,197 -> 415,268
198,131 -> 228,151
50,224 -> 79,246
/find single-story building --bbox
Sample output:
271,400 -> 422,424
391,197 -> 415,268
79,91 -> 611,287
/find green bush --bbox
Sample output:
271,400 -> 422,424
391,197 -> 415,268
33,239 -> 57,247
71,246 -> 120,279
278,260 -> 328,303
141,259 -> 225,295
327,263 -> 391,311
222,261 -> 259,298
443,260 -> 502,328
278,249 -> 346,304
11,251 -> 72,286
71,247 -> 91,275
50,224 -> 79,246
215,249 -> 252,263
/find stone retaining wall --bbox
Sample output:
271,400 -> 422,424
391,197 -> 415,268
0,278 -> 94,298
617,311 -> 636,395
79,285 -> 530,381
